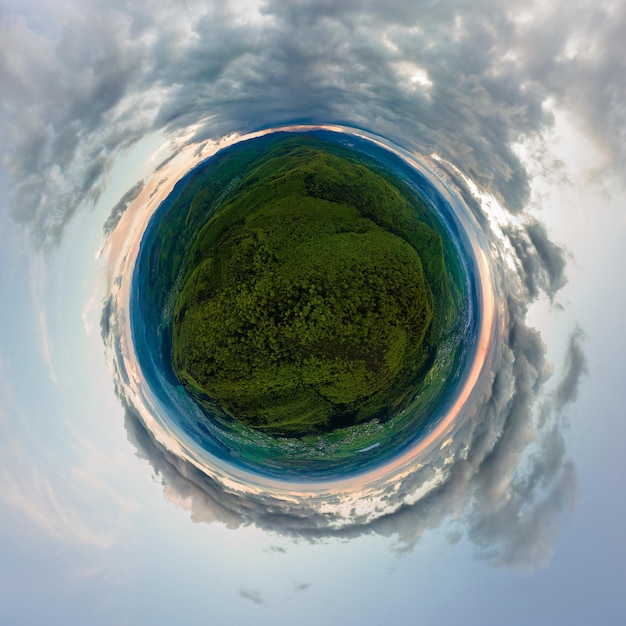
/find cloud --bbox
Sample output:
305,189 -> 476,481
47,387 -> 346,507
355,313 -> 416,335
103,180 -> 144,236
110,170 -> 582,569
505,1 -> 626,179
0,3 -> 156,249
0,463 -> 116,549
505,221 -> 568,301
1,0 -> 602,572
554,326 -> 588,408
239,587 -> 264,605
100,295 -> 115,343
3,0 -> 623,250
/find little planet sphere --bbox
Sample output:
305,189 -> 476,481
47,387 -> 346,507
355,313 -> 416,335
169,138 -> 453,437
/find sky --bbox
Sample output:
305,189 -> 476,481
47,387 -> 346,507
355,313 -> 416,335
0,0 -> 625,624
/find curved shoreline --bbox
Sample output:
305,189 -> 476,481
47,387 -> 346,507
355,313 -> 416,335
106,125 -> 494,516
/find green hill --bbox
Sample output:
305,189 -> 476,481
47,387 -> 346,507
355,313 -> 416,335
170,141 -> 451,437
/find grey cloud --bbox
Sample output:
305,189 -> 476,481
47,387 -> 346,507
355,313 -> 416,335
461,325 -> 580,571
122,396 -> 360,537
0,1 -> 154,249
472,317 -> 545,505
6,0 -> 622,250
111,254 -> 580,569
364,299 -> 579,570
1,0 -> 595,572
103,181 -> 144,236
526,221 -> 568,298
505,222 -> 568,300
430,161 -> 491,231
100,296 -> 114,343
239,587 -> 264,605
554,327 -> 588,408
468,455 -> 578,572
171,1 -> 546,211
364,459 -> 476,554
508,1 -> 626,180
123,404 -> 250,530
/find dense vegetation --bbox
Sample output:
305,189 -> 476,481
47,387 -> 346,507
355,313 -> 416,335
169,141 -> 451,437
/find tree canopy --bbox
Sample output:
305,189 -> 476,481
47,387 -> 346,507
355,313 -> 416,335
171,144 -> 448,436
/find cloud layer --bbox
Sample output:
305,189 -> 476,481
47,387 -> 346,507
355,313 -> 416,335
111,213 -> 585,569
2,0 -> 624,248
1,0 -> 608,570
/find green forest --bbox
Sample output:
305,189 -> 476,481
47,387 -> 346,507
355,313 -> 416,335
170,140 -> 453,436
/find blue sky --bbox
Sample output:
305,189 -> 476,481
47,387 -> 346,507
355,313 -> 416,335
1,0 -> 625,624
